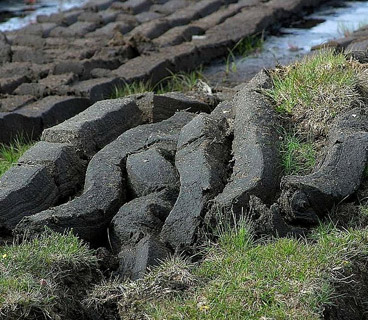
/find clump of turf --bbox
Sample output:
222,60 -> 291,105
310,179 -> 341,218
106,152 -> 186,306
266,50 -> 368,176
0,137 -> 33,177
143,223 -> 368,319
0,231 -> 99,319
85,222 -> 368,320
267,50 -> 366,137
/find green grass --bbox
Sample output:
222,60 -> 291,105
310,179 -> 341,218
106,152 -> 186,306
0,137 -> 33,177
140,223 -> 368,320
280,132 -> 317,175
86,222 -> 368,320
267,51 -> 358,114
0,231 -> 98,319
266,50 -> 363,136
112,69 -> 205,99
232,33 -> 264,58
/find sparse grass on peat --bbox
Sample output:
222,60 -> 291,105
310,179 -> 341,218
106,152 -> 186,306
280,131 -> 317,175
225,34 -> 264,75
112,68 -> 205,99
0,137 -> 33,177
87,222 -> 368,320
0,231 -> 98,319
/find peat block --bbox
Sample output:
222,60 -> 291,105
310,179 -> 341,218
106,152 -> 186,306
110,189 -> 177,253
280,108 -> 368,225
126,148 -> 179,197
211,74 -> 281,217
160,112 -> 229,251
15,112 -> 195,243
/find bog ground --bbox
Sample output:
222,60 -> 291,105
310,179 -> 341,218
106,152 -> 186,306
1,0 -> 368,319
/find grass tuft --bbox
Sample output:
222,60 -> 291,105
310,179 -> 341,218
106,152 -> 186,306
112,81 -> 154,98
337,21 -> 368,37
0,230 -> 98,319
232,33 -> 264,58
156,69 -> 205,94
279,131 -> 317,175
0,136 -> 33,177
266,50 -> 364,136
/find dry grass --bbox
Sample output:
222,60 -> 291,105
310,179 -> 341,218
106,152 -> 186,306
86,256 -> 197,320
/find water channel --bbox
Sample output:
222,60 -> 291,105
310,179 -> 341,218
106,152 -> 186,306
203,1 -> 368,87
0,0 -> 368,87
0,0 -> 87,31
